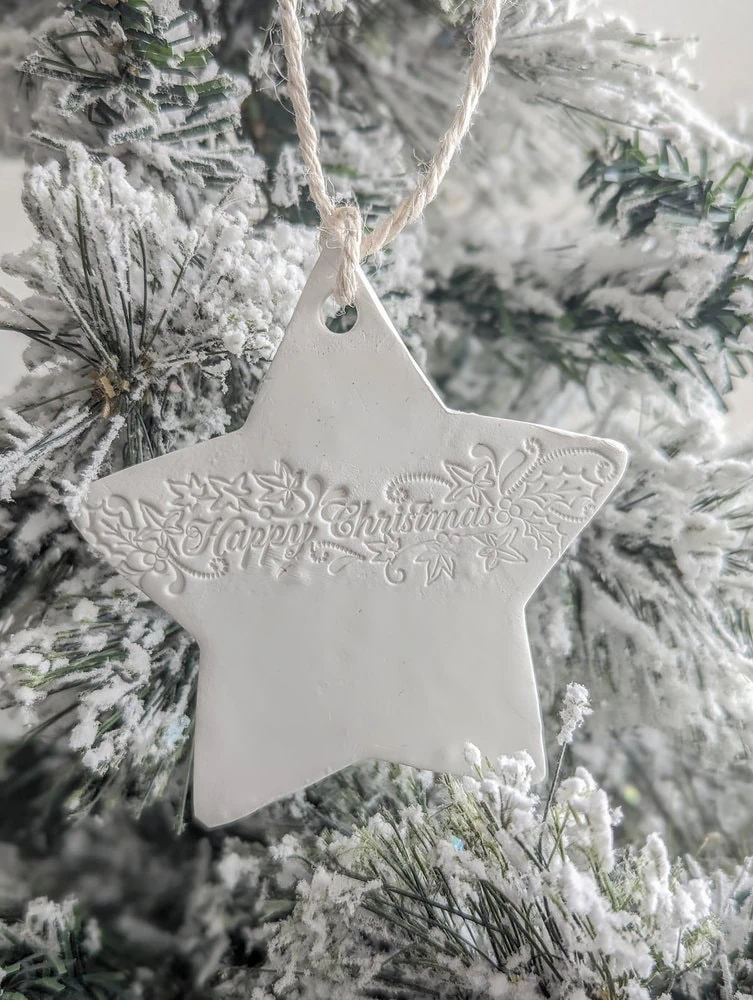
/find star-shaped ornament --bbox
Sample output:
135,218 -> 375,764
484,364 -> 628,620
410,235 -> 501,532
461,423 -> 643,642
75,248 -> 627,827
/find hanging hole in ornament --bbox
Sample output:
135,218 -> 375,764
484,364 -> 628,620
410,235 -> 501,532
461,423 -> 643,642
322,296 -> 358,334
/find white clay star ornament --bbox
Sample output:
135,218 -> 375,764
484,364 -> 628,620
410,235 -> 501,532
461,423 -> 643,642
75,246 -> 627,827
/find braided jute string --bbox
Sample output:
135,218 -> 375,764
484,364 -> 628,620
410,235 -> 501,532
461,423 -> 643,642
278,0 -> 503,306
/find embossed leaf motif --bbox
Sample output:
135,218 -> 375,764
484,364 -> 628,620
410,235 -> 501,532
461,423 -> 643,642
519,512 -> 563,558
206,473 -> 255,513
136,500 -> 170,532
523,464 -> 598,514
167,474 -> 208,508
509,455 -> 605,556
254,461 -> 305,510
85,497 -> 179,588
97,500 -> 140,554
129,503 -> 182,573
475,529 -> 526,571
365,535 -> 402,564
444,458 -> 495,505
503,452 -> 612,557
416,535 -> 456,585
140,507 -> 183,540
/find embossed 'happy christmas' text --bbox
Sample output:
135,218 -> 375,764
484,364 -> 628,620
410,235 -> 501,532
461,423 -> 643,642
77,439 -> 619,594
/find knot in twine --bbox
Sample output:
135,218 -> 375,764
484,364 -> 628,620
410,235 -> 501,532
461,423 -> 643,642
278,0 -> 503,307
322,203 -> 363,308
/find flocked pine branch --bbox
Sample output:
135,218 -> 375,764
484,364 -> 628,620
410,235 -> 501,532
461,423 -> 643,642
0,580 -> 196,817
220,0 -> 733,157
425,137 -> 753,413
0,691 -> 749,999
0,896 -> 125,999
0,146 -> 310,505
254,698 -> 753,1000
528,393 -> 753,857
18,0 -> 263,212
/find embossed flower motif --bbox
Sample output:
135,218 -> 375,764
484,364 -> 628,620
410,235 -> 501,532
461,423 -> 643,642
309,540 -> 329,564
595,458 -> 615,482
475,528 -> 526,571
385,482 -> 409,505
208,556 -> 228,577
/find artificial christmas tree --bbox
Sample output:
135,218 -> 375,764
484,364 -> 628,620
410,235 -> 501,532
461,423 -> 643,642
1,1 -> 753,996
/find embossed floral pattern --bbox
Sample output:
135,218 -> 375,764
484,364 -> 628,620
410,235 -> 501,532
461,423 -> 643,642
76,441 -> 618,594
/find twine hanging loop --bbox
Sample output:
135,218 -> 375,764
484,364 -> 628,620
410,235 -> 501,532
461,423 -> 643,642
277,0 -> 503,305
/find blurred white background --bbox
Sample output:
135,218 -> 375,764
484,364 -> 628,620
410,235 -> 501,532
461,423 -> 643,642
0,0 -> 751,396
